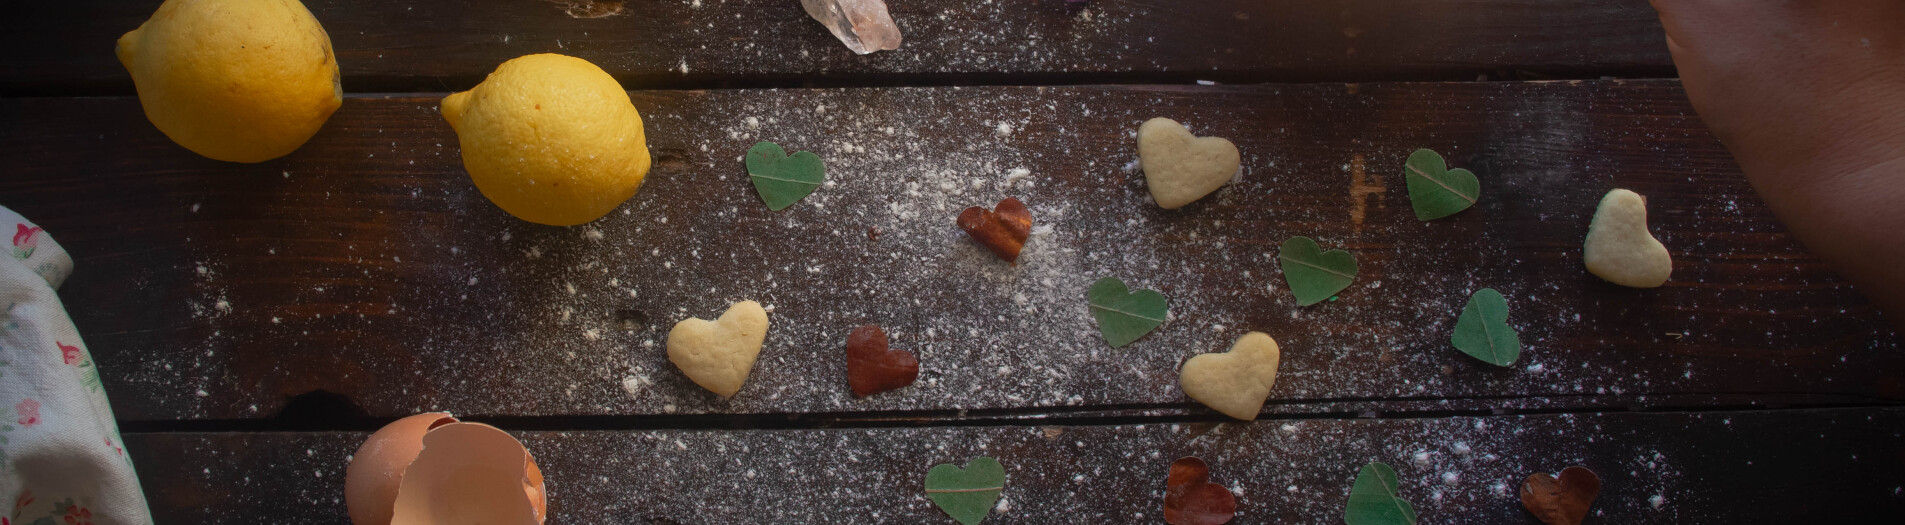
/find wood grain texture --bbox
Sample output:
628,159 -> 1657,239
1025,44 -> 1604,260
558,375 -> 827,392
0,0 -> 1672,95
2,81 -> 1897,422
125,407 -> 1905,523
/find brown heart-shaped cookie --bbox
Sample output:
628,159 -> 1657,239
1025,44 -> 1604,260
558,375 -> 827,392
957,197 -> 1033,264
1164,456 -> 1236,525
845,324 -> 919,397
1520,466 -> 1601,525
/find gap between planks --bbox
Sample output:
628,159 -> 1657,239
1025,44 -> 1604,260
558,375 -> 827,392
115,395 -> 1905,435
2,69 -> 1686,99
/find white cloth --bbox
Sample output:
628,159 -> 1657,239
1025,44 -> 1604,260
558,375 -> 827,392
1,207 -> 152,525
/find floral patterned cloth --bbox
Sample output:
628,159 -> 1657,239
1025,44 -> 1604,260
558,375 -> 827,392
1,207 -> 152,525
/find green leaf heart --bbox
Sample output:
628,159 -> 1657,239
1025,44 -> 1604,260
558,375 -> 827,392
1344,462 -> 1417,525
1402,149 -> 1479,221
1451,288 -> 1521,366
746,141 -> 825,211
925,457 -> 1006,525
1279,236 -> 1359,306
1087,277 -> 1169,348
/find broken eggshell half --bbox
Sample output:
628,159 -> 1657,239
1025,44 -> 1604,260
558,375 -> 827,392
345,412 -> 547,525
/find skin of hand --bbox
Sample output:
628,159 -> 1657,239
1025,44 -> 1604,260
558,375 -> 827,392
1650,0 -> 1905,325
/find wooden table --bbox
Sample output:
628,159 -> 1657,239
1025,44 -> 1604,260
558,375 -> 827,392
4,1 -> 1902,522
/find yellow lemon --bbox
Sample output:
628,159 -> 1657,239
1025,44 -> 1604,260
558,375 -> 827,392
117,0 -> 342,163
441,54 -> 652,226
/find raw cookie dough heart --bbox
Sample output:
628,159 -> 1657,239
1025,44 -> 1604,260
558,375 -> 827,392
1178,332 -> 1281,421
957,197 -> 1033,264
667,300 -> 769,397
1138,118 -> 1241,209
845,324 -> 919,397
1584,188 -> 1672,288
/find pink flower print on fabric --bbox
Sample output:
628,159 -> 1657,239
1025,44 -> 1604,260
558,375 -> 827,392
11,223 -> 40,260
15,398 -> 40,427
62,504 -> 93,525
58,342 -> 82,365
12,490 -> 31,513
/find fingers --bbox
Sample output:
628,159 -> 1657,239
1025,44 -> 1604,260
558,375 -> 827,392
1644,0 -> 1689,38
1646,0 -> 1803,49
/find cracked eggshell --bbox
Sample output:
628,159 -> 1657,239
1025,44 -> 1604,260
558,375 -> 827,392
347,412 -> 459,525
391,421 -> 546,524
346,414 -> 546,525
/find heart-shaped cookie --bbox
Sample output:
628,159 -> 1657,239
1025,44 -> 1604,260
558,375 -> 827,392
1178,332 -> 1280,420
1164,457 -> 1237,525
746,141 -> 825,211
1520,466 -> 1600,525
1402,148 -> 1480,220
666,300 -> 769,397
924,457 -> 1006,525
1584,188 -> 1672,288
845,324 -> 919,397
957,197 -> 1033,264
1278,236 -> 1359,306
1138,118 -> 1241,209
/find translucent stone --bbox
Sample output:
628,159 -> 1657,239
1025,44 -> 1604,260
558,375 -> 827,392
801,0 -> 902,54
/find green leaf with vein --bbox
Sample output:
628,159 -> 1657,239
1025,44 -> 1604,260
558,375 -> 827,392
746,141 -> 825,211
1344,462 -> 1418,525
1279,236 -> 1359,306
1452,288 -> 1521,366
925,457 -> 1006,525
1402,149 -> 1479,220
1088,277 -> 1169,348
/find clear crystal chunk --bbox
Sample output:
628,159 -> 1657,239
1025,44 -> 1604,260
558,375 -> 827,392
801,0 -> 902,55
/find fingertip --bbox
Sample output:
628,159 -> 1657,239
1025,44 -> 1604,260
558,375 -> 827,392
1646,0 -> 1681,40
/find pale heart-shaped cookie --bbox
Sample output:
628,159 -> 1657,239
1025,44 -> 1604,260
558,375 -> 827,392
1179,332 -> 1281,420
1138,117 -> 1241,209
667,300 -> 769,397
1584,189 -> 1672,288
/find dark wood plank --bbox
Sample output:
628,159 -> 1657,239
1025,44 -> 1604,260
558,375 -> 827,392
125,407 -> 1905,523
1,0 -> 1672,95
2,81 -> 1897,421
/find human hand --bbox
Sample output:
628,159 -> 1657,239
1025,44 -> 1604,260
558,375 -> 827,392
1651,0 -> 1905,324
